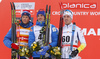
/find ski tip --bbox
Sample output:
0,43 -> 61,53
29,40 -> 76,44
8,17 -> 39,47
10,2 -> 12,4
46,5 -> 48,13
73,22 -> 76,25
59,2 -> 62,5
46,5 -> 48,6
46,5 -> 48,8
13,2 -> 15,9
49,6 -> 51,14
49,5 -> 51,9
59,2 -> 64,10
10,2 -> 15,10
10,2 -> 13,10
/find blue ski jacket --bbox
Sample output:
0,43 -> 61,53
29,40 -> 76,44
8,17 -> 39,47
3,21 -> 33,48
28,21 -> 58,58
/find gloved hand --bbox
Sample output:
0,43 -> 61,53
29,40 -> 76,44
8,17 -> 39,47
41,46 -> 50,51
37,49 -> 47,55
70,49 -> 79,57
33,51 -> 40,56
11,43 -> 19,50
37,46 -> 50,55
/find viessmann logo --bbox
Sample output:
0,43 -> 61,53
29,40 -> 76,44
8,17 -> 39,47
62,2 -> 97,9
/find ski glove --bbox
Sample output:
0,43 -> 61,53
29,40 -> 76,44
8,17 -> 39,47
37,49 -> 47,55
11,43 -> 19,50
70,49 -> 79,57
37,46 -> 50,55
41,46 -> 50,50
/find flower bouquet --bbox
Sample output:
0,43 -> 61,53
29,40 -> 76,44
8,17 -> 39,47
19,47 -> 31,58
30,41 -> 41,54
50,47 -> 61,59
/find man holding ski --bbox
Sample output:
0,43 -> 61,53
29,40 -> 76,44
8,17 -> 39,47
3,10 -> 33,59
60,9 -> 87,59
28,9 -> 58,59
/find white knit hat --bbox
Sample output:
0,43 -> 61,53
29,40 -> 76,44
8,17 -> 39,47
63,9 -> 73,19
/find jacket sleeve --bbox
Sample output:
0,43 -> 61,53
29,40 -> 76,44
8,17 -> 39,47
77,27 -> 86,53
28,27 -> 35,48
3,28 -> 13,48
49,25 -> 58,47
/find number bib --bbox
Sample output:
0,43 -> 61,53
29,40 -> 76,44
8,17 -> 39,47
62,30 -> 72,45
62,26 -> 78,46
61,26 -> 78,58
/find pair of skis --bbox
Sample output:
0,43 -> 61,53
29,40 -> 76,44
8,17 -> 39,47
10,2 -> 20,59
10,2 -> 17,59
43,5 -> 51,58
39,5 -> 51,46
44,5 -> 51,46
38,5 -> 51,59
58,2 -> 76,59
58,3 -> 64,47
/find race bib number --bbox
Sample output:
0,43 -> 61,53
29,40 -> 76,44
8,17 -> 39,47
62,36 -> 70,42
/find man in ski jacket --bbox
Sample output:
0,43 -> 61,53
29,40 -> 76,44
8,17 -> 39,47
28,9 -> 58,59
3,11 -> 33,59
61,9 -> 86,59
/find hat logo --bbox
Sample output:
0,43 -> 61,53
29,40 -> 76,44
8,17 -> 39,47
65,11 -> 69,13
24,13 -> 27,15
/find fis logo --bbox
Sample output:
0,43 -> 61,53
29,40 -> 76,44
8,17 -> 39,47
0,0 -> 2,3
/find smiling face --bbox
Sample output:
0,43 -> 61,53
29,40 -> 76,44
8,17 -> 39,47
63,14 -> 72,25
22,15 -> 30,24
37,14 -> 45,22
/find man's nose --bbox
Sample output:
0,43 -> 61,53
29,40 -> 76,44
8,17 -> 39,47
65,18 -> 68,20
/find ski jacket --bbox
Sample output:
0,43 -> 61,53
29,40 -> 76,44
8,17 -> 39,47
61,23 -> 86,58
3,21 -> 33,48
28,21 -> 58,57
